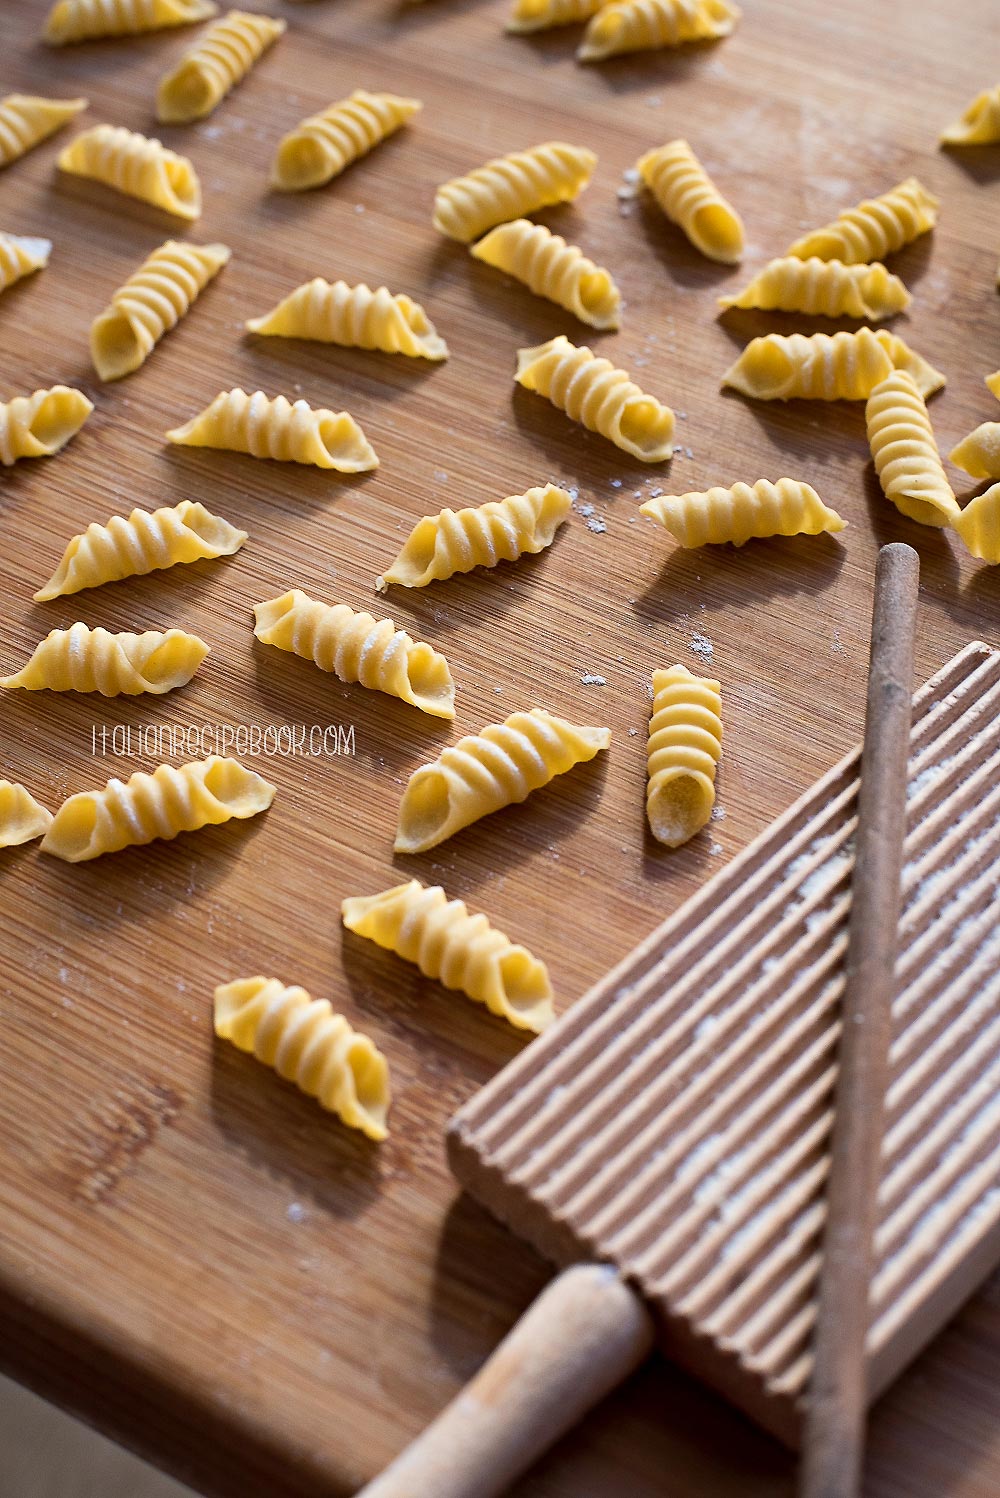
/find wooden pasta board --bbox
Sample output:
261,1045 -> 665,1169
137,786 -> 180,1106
0,1 -> 998,1495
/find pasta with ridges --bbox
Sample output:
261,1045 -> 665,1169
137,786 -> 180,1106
786,177 -> 939,264
271,91 -> 421,192
866,370 -> 958,528
0,234 -> 52,293
647,665 -> 722,848
0,782 -> 53,848
637,139 -> 744,264
2,625 -> 209,696
516,335 -> 675,461
941,85 -> 1000,146
246,278 -> 447,360
44,0 -> 216,44
91,240 -> 230,381
640,479 -> 845,548
722,328 -> 944,402
950,424 -> 1000,481
718,257 -> 910,321
472,220 -> 622,329
0,95 -> 86,167
506,0 -> 606,32
0,386 -> 92,466
578,0 -> 740,62
157,10 -> 286,124
167,388 -> 378,471
434,141 -> 596,244
58,124 -> 201,220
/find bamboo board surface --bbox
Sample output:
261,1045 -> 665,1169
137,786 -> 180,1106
0,1 -> 998,1495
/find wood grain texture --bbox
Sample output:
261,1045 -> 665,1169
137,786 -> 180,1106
0,2 -> 997,1496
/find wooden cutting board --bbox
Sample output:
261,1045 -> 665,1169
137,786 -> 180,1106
1,1 -> 998,1495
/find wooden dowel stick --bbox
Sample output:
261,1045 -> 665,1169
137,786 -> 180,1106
800,542 -> 920,1498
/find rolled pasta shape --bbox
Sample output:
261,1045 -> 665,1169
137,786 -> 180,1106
506,0 -> 607,32
394,707 -> 610,853
91,239 -> 230,380
0,386 -> 92,466
718,256 -> 910,321
988,371 -> 1000,402
646,665 -> 722,848
0,781 -> 53,848
377,484 -> 571,591
246,278 -> 447,360
342,880 -> 555,1033
0,233 -> 52,292
785,177 -> 939,264
214,977 -> 390,1140
578,0 -> 739,61
471,220 -> 621,329
941,84 -> 1000,146
58,124 -> 201,220
253,589 -> 455,719
950,423 -> 1000,481
270,90 -> 421,192
166,388 -> 378,471
2,624 -> 209,696
0,95 -> 86,168
433,141 -> 596,244
41,756 -> 275,862
865,370 -> 958,529
35,499 -> 247,601
640,478 -> 845,547
953,484 -> 1000,563
722,328 -> 944,402
156,9 -> 286,124
515,335 -> 675,460
637,138 -> 744,264
44,0 -> 216,44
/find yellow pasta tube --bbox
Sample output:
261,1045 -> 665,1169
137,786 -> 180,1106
953,485 -> 1000,563
0,386 -> 92,466
270,90 -> 421,192
578,0 -> 739,61
471,220 -> 621,329
515,335 -> 675,461
156,9 -> 286,124
785,177 -> 939,264
44,0 -> 216,44
376,483 -> 571,591
722,328 -> 944,402
0,95 -> 87,168
865,370 -> 958,528
394,707 -> 610,853
0,782 -> 53,848
640,478 -> 845,548
646,665 -> 722,848
0,233 -> 52,292
214,977 -> 390,1141
166,388 -> 378,471
433,141 -> 596,244
2,624 -> 209,696
58,124 -> 201,220
941,84 -> 1000,146
35,500 -> 247,601
718,256 -> 910,321
637,138 -> 744,264
950,424 -> 1000,481
246,278 -> 447,360
91,239 -> 230,381
342,880 -> 555,1033
253,589 -> 455,719
506,0 -> 606,31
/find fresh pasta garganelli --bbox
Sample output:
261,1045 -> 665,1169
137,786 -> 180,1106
941,84 -> 1000,146
515,335 -> 675,461
506,0 -> 606,31
722,327 -> 944,402
785,177 -> 939,264
646,665 -> 722,848
950,423 -> 1000,481
34,500 -> 247,601
253,589 -> 455,719
214,977 -> 391,1140
156,9 -> 286,124
578,0 -> 740,62
342,880 -> 555,1034
246,278 -> 448,360
0,233 -> 52,293
953,485 -> 1000,564
2,624 -> 209,696
0,386 -> 92,466
0,781 -> 53,848
376,483 -> 571,591
637,138 -> 744,264
433,141 -> 596,244
471,219 -> 622,329
270,90 -> 421,192
91,239 -> 230,381
167,388 -> 378,471
865,370 -> 958,528
718,256 -> 910,321
640,478 -> 845,547
58,124 -> 201,220
0,95 -> 86,168
44,0 -> 216,44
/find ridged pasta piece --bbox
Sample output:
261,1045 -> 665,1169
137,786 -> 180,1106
0,386 -> 92,466
157,9 -> 286,124
988,371 -> 1000,401
718,256 -> 910,321
646,664 -> 722,848
58,124 -> 201,220
394,707 -> 611,853
515,335 -> 675,461
342,880 -> 555,1033
865,370 -> 959,528
270,90 -> 421,192
246,278 -> 447,360
578,0 -> 740,61
636,138 -> 744,264
506,0 -> 606,31
0,95 -> 87,168
471,220 -> 621,329
722,328 -> 944,402
950,424 -> 1000,481
166,388 -> 378,471
0,781 -> 53,848
214,977 -> 390,1140
953,484 -> 1000,563
91,239 -> 230,381
433,141 -> 596,244
0,233 -> 52,292
253,589 -> 455,719
941,84 -> 1000,146
640,478 -> 845,547
785,177 -> 939,264
2,624 -> 209,696
34,499 -> 247,601
44,0 -> 216,44
41,756 -> 275,863
376,484 -> 571,591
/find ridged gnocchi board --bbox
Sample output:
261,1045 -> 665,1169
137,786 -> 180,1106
2,1 -> 1000,1497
